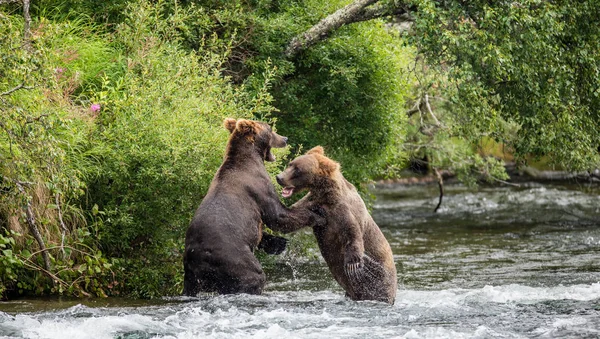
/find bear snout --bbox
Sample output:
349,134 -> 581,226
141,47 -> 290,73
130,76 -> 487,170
271,134 -> 288,148
276,174 -> 284,186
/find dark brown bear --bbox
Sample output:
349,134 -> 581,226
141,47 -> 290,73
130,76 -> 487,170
276,146 -> 397,304
183,118 -> 324,296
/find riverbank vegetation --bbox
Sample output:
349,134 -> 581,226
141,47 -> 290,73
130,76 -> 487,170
1,0 -> 599,299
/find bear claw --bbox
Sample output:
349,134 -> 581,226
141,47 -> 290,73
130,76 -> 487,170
345,260 -> 364,276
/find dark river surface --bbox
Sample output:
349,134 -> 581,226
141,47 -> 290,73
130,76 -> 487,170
1,182 -> 599,338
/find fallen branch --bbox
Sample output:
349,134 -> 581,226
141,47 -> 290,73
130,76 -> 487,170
514,166 -> 600,183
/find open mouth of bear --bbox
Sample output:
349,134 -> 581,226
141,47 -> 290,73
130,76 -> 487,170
265,147 -> 276,162
281,186 -> 295,198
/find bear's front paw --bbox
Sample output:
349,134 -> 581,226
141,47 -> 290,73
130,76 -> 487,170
258,233 -> 288,255
344,250 -> 364,276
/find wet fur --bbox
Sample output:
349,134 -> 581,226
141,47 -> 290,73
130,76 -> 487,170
276,146 -> 397,304
183,119 -> 324,296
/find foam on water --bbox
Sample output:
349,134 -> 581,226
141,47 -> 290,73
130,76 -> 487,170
397,282 -> 600,308
1,283 -> 599,339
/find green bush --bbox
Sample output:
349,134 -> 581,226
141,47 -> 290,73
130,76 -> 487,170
0,11 -> 116,297
0,0 -> 284,298
81,0 -> 284,298
266,21 -> 411,184
231,0 -> 413,184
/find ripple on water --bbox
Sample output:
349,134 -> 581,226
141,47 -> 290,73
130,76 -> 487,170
372,183 -> 600,228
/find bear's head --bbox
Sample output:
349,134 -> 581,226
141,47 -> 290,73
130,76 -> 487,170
223,118 -> 288,162
276,146 -> 340,198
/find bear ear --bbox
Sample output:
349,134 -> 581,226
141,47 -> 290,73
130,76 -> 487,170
223,118 -> 237,133
235,119 -> 257,135
307,146 -> 325,156
318,156 -> 340,177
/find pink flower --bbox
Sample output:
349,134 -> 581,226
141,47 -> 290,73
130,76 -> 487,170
90,104 -> 101,113
55,68 -> 64,74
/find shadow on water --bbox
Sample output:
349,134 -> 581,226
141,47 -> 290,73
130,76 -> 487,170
1,182 -> 599,338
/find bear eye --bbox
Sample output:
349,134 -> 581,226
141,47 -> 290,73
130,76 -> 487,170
291,167 -> 302,178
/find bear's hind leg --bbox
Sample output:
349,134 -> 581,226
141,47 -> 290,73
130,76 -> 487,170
183,268 -> 199,296
346,254 -> 394,304
217,255 -> 266,295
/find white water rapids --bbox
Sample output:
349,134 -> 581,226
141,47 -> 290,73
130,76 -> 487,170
1,283 -> 600,338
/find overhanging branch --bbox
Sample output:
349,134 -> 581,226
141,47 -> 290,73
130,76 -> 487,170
285,0 -> 379,58
347,3 -> 412,25
284,0 -> 414,58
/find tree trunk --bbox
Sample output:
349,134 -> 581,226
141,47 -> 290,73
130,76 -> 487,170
22,0 -> 32,50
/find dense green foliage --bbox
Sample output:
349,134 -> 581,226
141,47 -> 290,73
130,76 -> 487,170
246,1 -> 411,183
409,0 -> 600,171
0,1 -> 279,298
1,12 -> 119,297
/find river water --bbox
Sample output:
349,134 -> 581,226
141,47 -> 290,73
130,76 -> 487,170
1,182 -> 599,338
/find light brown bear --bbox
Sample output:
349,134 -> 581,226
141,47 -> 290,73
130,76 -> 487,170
276,146 -> 397,304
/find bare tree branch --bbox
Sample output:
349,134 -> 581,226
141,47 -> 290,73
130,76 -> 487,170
1,0 -> 33,48
424,94 -> 441,126
15,181 -> 54,281
284,0 -> 416,58
55,193 -> 69,255
1,82 -> 32,96
22,0 -> 32,49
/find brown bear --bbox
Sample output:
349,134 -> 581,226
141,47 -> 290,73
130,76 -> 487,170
275,146 -> 397,304
183,118 -> 325,296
